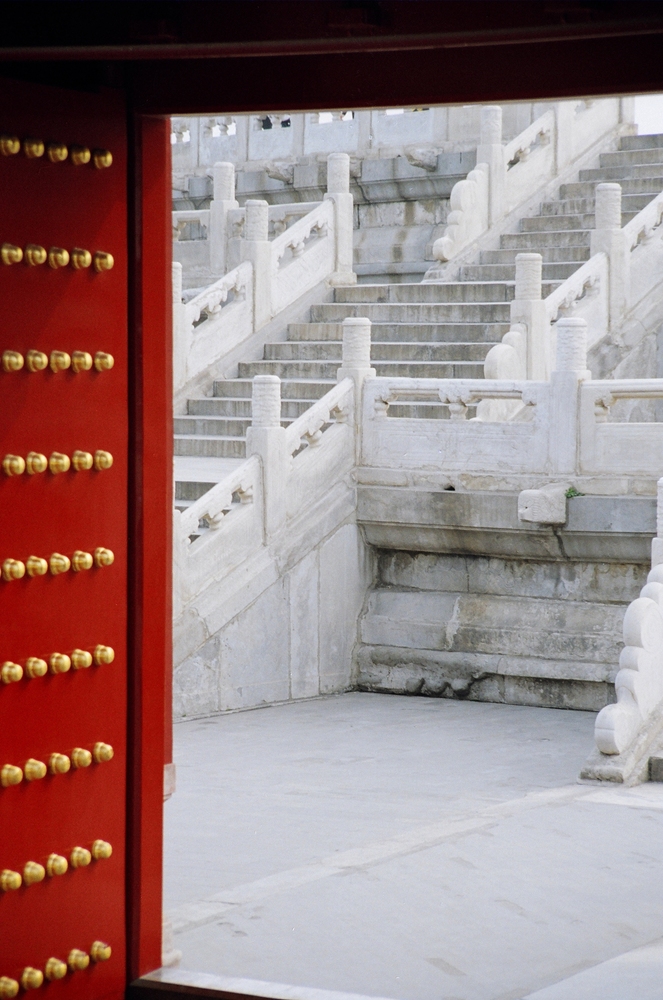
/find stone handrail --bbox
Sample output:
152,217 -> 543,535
430,99 -> 625,266
623,189 -> 663,250
173,209 -> 210,241
173,153 -> 356,400
285,378 -> 353,456
180,455 -> 260,539
503,109 -> 554,168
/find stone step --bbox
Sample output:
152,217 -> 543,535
620,133 -> 663,150
500,230 -> 590,250
560,177 -> 663,198
237,359 -> 485,380
311,302 -> 512,323
175,480 -> 217,501
599,147 -> 663,168
212,378 -> 333,400
479,245 -> 590,265
359,589 -> 624,664
287,321 -> 509,343
540,194 -> 654,216
579,163 -> 663,181
175,416 -> 253,436
264,340 -> 495,362
174,434 -> 247,458
460,262 -> 579,281
520,212 -> 636,232
187,397 -> 312,418
336,282 -> 512,304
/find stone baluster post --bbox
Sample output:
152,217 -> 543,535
337,317 -> 376,462
590,182 -> 629,330
209,161 -> 239,275
324,153 -> 357,286
240,199 -> 271,330
246,375 -> 286,539
510,253 -> 549,379
477,106 -> 505,225
549,317 -> 590,475
172,262 -> 189,393
652,478 -> 663,568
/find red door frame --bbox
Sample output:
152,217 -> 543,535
5,3 -> 663,991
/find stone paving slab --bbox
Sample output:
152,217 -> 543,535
164,694 -> 663,1000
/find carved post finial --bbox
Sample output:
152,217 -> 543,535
515,253 -> 542,301
251,375 -> 281,428
244,199 -> 269,242
327,152 -> 350,194
595,182 -> 622,231
480,106 -> 502,145
213,161 -> 235,202
554,316 -> 588,373
341,317 -> 372,369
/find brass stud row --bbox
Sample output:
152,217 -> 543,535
0,942 -> 111,996
2,548 -> 114,581
1,840 -> 112,894
1,244 -> 114,271
1,745 -> 114,787
1,645 -> 114,684
0,135 -> 112,168
3,451 -> 113,476
2,349 -> 114,373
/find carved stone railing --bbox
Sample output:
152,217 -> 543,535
173,154 -> 356,399
428,99 -> 626,267
172,209 -> 210,241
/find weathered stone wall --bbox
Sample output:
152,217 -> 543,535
173,522 -> 374,720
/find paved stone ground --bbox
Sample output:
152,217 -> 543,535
164,693 -> 663,1000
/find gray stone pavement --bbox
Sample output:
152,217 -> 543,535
164,693 -> 663,1000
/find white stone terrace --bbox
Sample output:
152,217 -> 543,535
163,693 -> 663,1000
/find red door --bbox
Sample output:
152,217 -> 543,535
0,78 -> 130,1000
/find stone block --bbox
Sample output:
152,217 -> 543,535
289,549 -> 320,699
518,484 -> 568,524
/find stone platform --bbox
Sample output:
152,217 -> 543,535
164,694 -> 663,1000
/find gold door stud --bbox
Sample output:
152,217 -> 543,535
25,658 -> 47,678
2,559 -> 25,581
26,556 -> 48,577
72,550 -> 93,572
0,980 -> 19,1000
67,950 -> 89,972
72,450 -> 93,470
0,135 -> 20,156
71,748 -> 92,770
94,547 -> 114,568
49,553 -> 71,575
48,246 -> 69,269
70,146 -> 91,166
23,139 -> 44,159
3,455 -> 25,476
26,452 -> 48,474
2,350 -> 23,372
93,742 -> 114,763
70,248 -> 91,270
94,645 -> 115,665
26,351 -> 48,372
46,142 -> 68,163
91,839 -> 113,860
71,350 -> 92,372
49,653 -> 71,675
46,853 -> 68,876
49,351 -> 71,372
48,754 -> 71,775
24,245 -> 47,266
71,649 -> 93,669
0,764 -> 23,787
23,862 -> 45,886
90,941 -> 111,962
93,149 -> 113,169
94,351 -> 114,371
23,759 -> 47,781
20,968 -> 43,992
1,243 -> 22,265
1,661 -> 22,684
44,959 -> 67,982
93,251 -> 114,272
70,846 -> 92,868
0,869 -> 22,891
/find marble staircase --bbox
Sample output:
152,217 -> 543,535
175,132 -> 663,509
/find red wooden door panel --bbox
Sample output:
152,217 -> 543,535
0,79 -> 128,1000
